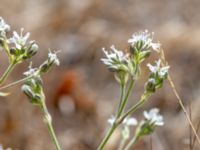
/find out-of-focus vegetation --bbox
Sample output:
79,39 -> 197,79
0,0 -> 200,150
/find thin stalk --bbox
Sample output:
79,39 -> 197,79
2,41 -> 13,63
0,75 -> 33,90
97,123 -> 117,150
118,79 -> 135,117
116,83 -> 125,118
0,62 -> 16,85
160,49 -> 200,146
117,92 -> 151,124
41,101 -> 61,150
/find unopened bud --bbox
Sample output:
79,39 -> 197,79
21,84 -> 34,100
10,47 -> 18,56
145,78 -> 156,93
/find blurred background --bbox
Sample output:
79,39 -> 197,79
0,0 -> 200,149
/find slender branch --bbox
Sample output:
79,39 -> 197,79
41,100 -> 61,150
0,75 -> 33,90
2,41 -> 13,63
0,62 -> 16,85
192,121 -> 200,150
117,79 -> 135,117
117,92 -> 151,124
116,83 -> 125,118
97,123 -> 117,150
160,49 -> 200,146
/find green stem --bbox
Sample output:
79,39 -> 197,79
0,62 -> 16,85
117,79 -> 135,117
116,83 -> 125,118
41,101 -> 61,150
97,123 -> 118,150
98,80 -> 135,150
0,75 -> 33,90
2,41 -> 13,63
117,92 -> 151,125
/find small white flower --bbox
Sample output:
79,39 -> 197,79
9,28 -> 30,49
128,30 -> 160,51
108,116 -> 137,139
108,116 -> 137,126
150,42 -> 161,52
107,116 -> 115,125
147,59 -> 169,78
147,59 -> 161,73
123,117 -> 138,126
48,50 -> 60,65
101,45 -> 129,71
0,17 -> 10,33
23,62 -> 38,76
143,108 -> 164,126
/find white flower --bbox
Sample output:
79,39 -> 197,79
123,117 -> 138,126
147,59 -> 169,78
9,28 -> 30,49
143,108 -> 164,126
48,50 -> 60,65
150,42 -> 161,52
23,62 -> 38,76
108,116 -> 137,126
128,30 -> 160,52
0,17 -> 10,33
101,45 -> 129,71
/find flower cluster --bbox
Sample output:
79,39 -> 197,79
145,59 -> 169,93
8,28 -> 38,61
21,76 -> 43,105
101,45 -> 129,72
0,17 -> 38,64
128,30 -> 160,52
22,51 -> 60,105
101,30 -> 161,83
39,50 -> 60,73
143,108 -> 164,126
99,30 -> 168,150
135,108 -> 164,138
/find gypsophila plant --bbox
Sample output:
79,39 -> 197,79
0,17 -> 61,150
98,30 -> 169,150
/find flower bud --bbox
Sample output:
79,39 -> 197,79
9,47 -> 18,56
39,61 -> 50,73
27,42 -> 38,58
145,78 -> 156,93
136,121 -> 154,137
0,38 -> 4,47
39,51 -> 60,73
139,50 -> 151,61
114,71 -> 129,85
21,84 -> 35,100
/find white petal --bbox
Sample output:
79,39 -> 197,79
125,118 -> 138,126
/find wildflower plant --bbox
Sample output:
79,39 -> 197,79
98,30 -> 169,150
0,17 -> 61,150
